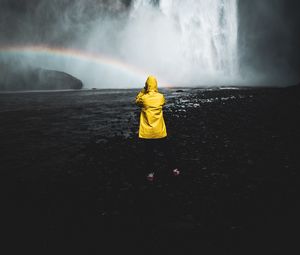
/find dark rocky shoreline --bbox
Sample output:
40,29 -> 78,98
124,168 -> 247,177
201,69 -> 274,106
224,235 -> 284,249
1,86 -> 299,254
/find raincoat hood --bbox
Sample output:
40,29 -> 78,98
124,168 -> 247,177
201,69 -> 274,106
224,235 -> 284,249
145,76 -> 158,92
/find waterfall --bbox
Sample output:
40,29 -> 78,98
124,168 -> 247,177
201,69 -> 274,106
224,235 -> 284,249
129,0 -> 239,85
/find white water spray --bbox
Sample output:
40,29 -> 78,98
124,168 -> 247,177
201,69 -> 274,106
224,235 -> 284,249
0,0 -> 240,88
126,0 -> 239,85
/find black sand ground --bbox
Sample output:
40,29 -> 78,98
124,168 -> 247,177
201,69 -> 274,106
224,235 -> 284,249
1,86 -> 299,254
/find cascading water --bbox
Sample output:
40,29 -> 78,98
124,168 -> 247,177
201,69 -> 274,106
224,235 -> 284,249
128,0 -> 239,85
0,0 -> 240,88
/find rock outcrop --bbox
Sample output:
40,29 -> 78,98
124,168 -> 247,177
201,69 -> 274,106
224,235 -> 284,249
0,65 -> 83,91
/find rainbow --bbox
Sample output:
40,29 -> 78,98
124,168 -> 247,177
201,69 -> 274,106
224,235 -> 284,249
0,44 -> 169,86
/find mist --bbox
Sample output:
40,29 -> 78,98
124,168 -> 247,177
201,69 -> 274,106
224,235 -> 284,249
0,0 -> 300,88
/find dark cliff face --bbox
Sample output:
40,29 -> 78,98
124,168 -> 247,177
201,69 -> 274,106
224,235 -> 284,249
0,0 -> 132,45
238,0 -> 300,83
0,65 -> 83,91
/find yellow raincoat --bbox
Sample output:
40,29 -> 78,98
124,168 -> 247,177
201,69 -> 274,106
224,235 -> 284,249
136,76 -> 167,139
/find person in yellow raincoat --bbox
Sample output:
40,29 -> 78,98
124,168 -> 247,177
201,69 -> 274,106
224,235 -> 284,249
136,76 -> 180,181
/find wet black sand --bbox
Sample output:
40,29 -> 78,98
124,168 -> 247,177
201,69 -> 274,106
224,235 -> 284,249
1,86 -> 299,254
